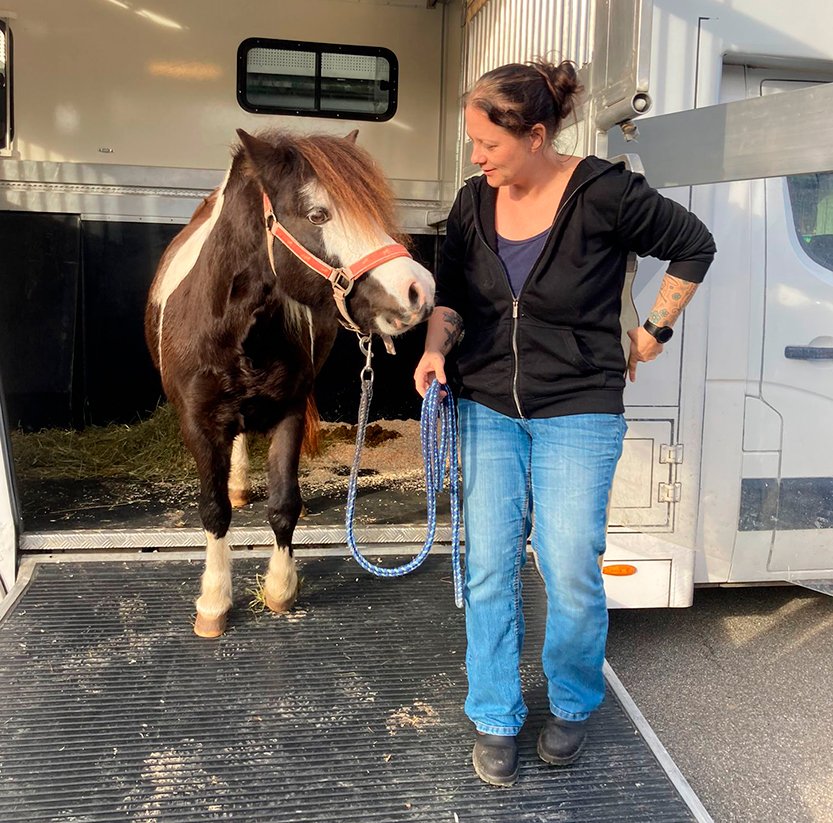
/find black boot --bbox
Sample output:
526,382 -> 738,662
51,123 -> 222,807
537,715 -> 588,765
472,731 -> 519,787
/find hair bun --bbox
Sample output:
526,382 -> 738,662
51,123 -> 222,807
531,60 -> 582,119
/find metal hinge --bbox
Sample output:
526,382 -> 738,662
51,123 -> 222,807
658,482 -> 682,503
660,444 -> 684,464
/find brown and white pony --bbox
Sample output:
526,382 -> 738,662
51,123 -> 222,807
145,130 -> 434,637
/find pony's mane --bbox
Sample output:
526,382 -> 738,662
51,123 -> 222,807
254,132 -> 403,242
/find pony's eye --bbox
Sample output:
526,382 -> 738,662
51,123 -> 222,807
308,207 -> 330,225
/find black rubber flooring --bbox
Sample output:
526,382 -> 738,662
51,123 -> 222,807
0,557 -> 699,822
19,477 -> 452,532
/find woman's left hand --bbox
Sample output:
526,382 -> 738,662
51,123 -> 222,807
626,327 -> 664,382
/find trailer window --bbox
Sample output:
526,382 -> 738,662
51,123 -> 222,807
786,173 -> 833,272
237,39 -> 397,122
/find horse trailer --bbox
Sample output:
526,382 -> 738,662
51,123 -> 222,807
0,0 -> 830,820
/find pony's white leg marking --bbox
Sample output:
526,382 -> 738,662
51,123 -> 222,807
156,165 -> 232,369
264,542 -> 299,613
228,434 -> 249,508
194,531 -> 233,638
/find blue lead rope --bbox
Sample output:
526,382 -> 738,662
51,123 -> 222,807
345,349 -> 463,608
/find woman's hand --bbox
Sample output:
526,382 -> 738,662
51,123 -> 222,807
414,350 -> 447,398
626,327 -> 664,382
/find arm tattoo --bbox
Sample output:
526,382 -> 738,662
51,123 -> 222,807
648,274 -> 699,327
440,309 -> 464,355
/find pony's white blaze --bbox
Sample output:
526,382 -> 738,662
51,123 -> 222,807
154,165 -> 232,366
303,183 -> 434,335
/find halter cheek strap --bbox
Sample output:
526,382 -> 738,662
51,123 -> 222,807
262,192 -> 412,346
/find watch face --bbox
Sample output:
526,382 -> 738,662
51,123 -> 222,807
656,326 -> 673,343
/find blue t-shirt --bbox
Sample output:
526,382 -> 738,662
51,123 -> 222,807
496,227 -> 550,296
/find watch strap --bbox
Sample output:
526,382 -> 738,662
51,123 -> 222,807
643,319 -> 673,342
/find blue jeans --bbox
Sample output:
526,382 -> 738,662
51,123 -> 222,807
458,398 -> 626,736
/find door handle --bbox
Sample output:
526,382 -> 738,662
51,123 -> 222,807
785,346 -> 833,360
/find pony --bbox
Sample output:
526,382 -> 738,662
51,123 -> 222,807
145,129 -> 434,637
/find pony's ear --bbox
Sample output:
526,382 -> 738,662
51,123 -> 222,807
344,129 -> 360,144
236,129 -> 284,179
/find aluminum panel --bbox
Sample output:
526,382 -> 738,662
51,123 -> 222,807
607,82 -> 833,187
19,525 -> 457,552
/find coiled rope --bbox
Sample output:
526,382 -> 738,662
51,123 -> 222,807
345,336 -> 462,608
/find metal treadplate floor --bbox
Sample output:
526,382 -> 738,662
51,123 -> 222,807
0,557 -> 704,822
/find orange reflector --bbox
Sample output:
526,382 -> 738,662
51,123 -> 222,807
603,564 -> 638,577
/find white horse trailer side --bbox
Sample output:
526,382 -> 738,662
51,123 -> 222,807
0,0 -> 831,611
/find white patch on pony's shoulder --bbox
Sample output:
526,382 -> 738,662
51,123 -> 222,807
156,164 -> 232,368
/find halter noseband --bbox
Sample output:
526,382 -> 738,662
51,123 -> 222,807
262,192 -> 412,340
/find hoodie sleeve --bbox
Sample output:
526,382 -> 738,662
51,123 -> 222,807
434,190 -> 469,315
614,171 -> 716,283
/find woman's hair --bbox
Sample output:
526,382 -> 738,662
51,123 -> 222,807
464,60 -> 583,140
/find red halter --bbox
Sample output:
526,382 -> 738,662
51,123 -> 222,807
262,192 -> 412,336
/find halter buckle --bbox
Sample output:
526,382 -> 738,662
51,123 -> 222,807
328,268 -> 354,296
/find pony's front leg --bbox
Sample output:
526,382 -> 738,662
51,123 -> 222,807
264,405 -> 305,613
182,420 -> 235,637
196,530 -> 233,638
228,433 -> 249,508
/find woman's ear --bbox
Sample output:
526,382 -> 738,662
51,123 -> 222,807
529,123 -> 547,153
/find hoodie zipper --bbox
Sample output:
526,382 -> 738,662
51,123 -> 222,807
468,164 -> 616,420
510,297 -> 522,416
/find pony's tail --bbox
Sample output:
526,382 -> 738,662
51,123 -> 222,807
302,394 -> 321,458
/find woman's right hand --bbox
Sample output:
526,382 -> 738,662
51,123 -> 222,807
414,350 -> 447,398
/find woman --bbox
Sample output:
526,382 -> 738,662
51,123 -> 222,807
414,61 -> 715,787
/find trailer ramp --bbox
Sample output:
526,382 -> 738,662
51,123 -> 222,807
0,555 -> 712,822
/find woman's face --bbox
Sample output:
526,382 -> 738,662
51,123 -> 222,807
465,105 -> 540,188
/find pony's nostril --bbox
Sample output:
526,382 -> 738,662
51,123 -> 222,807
408,281 -> 424,309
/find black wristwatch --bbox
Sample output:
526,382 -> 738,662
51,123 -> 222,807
643,319 -> 674,344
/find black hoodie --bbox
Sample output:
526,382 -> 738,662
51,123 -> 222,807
435,156 -> 716,419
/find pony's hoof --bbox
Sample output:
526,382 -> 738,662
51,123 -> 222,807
194,611 -> 228,638
265,590 -> 297,613
229,489 -> 249,508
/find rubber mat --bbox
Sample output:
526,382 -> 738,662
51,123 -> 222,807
0,557 -> 700,822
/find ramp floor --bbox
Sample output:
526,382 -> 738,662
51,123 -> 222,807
0,557 -> 706,822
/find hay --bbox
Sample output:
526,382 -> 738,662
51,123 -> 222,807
10,403 -> 408,484
10,404 -> 196,482
246,573 -> 305,614
246,574 -> 269,614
